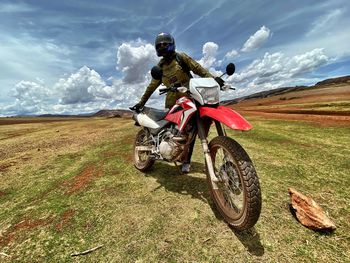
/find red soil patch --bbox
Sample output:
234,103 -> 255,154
103,151 -> 118,158
104,149 -> 133,164
121,152 -> 134,163
55,209 -> 76,232
231,85 -> 350,127
0,118 -> 85,126
247,109 -> 350,116
0,208 -> 77,247
0,218 -> 53,247
0,162 -> 16,172
63,165 -> 103,194
235,85 -> 350,108
0,191 -> 6,197
83,222 -> 93,231
238,110 -> 350,127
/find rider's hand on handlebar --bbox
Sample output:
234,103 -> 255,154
215,77 -> 225,87
221,84 -> 236,91
130,102 -> 143,112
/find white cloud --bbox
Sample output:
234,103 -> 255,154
8,82 -> 63,115
0,39 -> 163,116
55,66 -> 111,104
2,80 -> 53,116
176,2 -> 225,37
116,39 -> 158,84
198,42 -> 219,71
225,49 -> 238,59
241,26 -> 271,52
307,9 -> 343,37
0,2 -> 35,13
286,48 -> 328,77
109,76 -> 164,109
14,80 -> 50,103
228,48 -> 329,96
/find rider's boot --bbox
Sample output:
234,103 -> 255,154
181,163 -> 191,173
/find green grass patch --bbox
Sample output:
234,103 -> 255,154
0,118 -> 349,262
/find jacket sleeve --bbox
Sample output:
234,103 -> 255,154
180,52 -> 214,78
139,78 -> 162,106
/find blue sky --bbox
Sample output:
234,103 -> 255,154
1,0 -> 349,116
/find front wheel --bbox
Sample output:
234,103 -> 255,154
207,136 -> 261,230
133,128 -> 155,171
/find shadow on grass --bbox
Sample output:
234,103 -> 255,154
231,227 -> 265,256
146,161 -> 265,256
147,161 -> 211,204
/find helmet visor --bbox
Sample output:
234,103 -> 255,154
156,42 -> 170,50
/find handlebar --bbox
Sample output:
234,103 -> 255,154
158,79 -> 235,96
159,87 -> 169,95
129,106 -> 142,113
159,86 -> 180,95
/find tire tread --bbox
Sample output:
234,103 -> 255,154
208,136 -> 262,230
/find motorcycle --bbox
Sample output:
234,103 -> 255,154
130,63 -> 261,230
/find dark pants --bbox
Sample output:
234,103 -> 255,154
183,117 -> 212,164
183,137 -> 195,164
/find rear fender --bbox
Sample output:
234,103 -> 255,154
199,106 -> 252,131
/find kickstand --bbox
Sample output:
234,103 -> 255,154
174,162 -> 183,175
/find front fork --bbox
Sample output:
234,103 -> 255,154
196,115 -> 220,189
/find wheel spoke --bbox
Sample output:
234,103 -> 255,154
214,147 -> 244,214
134,129 -> 154,170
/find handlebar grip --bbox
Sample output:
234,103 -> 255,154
159,88 -> 168,92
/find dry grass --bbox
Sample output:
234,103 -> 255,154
0,116 -> 349,262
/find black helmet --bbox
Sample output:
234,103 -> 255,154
155,32 -> 175,57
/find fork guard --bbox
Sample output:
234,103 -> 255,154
199,106 -> 252,131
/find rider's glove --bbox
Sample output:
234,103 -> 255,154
130,102 -> 143,112
215,77 -> 225,87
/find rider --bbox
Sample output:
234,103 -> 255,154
132,32 -> 224,173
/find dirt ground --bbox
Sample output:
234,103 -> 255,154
231,84 -> 350,126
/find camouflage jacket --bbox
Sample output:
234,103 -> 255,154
139,52 -> 213,109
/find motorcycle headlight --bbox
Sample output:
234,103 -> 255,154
196,86 -> 220,105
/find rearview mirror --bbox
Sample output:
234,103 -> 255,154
226,63 -> 235,76
151,66 -> 163,80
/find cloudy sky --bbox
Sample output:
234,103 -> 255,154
1,0 -> 349,116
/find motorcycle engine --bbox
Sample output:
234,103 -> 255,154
159,130 -> 186,161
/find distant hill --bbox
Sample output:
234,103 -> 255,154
223,85 -> 309,105
37,109 -> 132,118
38,114 -> 91,118
92,109 -> 132,118
224,75 -> 350,105
315,75 -> 350,86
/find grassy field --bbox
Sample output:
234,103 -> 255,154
0,116 -> 349,262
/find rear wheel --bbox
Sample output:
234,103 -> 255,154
133,128 -> 155,171
207,136 -> 261,230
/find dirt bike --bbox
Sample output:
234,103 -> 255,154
130,63 -> 261,230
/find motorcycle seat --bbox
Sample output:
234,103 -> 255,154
143,107 -> 169,121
